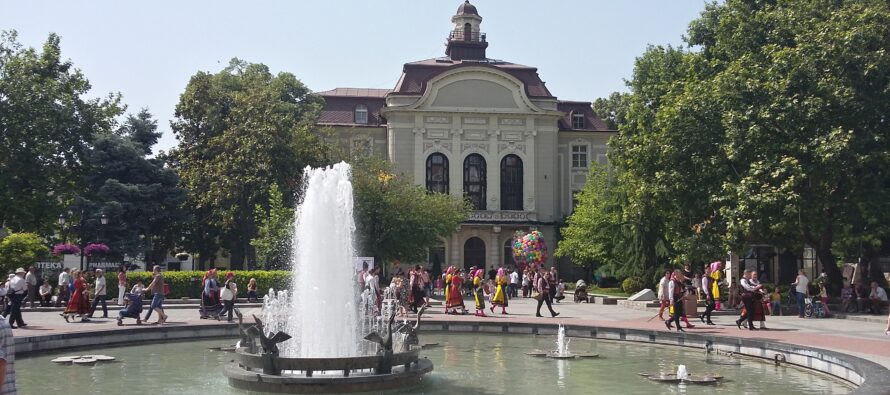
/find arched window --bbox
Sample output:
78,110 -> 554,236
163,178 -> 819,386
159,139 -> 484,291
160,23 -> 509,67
500,155 -> 523,210
464,237 -> 485,271
354,104 -> 369,124
463,23 -> 472,41
463,154 -> 487,210
425,153 -> 449,194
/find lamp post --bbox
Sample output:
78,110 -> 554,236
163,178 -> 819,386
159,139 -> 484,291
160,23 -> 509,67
58,211 -> 108,272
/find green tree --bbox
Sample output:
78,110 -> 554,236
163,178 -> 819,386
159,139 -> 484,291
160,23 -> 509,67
76,110 -> 187,261
609,0 -> 890,289
0,31 -> 122,233
591,92 -> 631,130
352,158 -> 471,264
169,59 -> 326,269
251,184 -> 294,270
0,233 -> 49,274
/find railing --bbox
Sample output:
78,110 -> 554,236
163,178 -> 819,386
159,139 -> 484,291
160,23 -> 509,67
449,30 -> 486,42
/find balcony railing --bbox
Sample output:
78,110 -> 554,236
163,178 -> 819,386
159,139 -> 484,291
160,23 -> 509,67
449,30 -> 486,42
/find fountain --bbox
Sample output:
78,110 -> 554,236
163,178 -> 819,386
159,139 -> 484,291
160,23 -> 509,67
223,162 -> 433,393
526,325 -> 598,359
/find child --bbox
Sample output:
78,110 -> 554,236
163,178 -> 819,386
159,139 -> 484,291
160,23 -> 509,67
693,274 -> 703,301
769,287 -> 782,316
841,280 -> 854,313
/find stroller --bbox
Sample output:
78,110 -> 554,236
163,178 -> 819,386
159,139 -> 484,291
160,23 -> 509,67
574,280 -> 589,303
117,293 -> 144,326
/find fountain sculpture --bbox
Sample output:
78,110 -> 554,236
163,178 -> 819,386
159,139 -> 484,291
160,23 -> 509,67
223,163 -> 433,393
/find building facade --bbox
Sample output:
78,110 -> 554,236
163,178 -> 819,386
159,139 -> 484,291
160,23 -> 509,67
317,1 -> 616,274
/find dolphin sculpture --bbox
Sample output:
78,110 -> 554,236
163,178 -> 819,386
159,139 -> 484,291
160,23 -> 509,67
249,314 -> 292,356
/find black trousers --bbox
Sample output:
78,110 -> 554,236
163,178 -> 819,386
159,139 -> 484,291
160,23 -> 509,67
702,294 -> 715,322
411,287 -> 425,311
738,291 -> 755,328
8,293 -> 25,327
89,295 -> 107,317
220,300 -> 235,321
669,299 -> 685,328
536,292 -> 557,316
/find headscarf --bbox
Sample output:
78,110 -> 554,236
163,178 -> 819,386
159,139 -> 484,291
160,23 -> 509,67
446,266 -> 455,275
497,268 -> 506,279
474,269 -> 484,279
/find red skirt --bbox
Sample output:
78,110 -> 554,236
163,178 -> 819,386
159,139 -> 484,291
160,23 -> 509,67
64,289 -> 90,315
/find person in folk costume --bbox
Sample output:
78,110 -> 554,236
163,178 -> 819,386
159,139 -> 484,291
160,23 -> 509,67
709,261 -> 723,310
665,270 -> 687,332
394,277 -> 409,318
700,265 -> 717,325
472,269 -> 487,317
750,271 -> 768,329
490,267 -> 509,314
61,270 -> 91,322
736,269 -> 764,330
445,267 -> 466,314
443,266 -> 454,314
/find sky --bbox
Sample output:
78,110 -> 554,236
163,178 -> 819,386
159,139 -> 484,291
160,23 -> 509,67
1,0 -> 708,153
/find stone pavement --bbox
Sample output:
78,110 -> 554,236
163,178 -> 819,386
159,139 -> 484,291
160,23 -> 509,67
9,295 -> 890,368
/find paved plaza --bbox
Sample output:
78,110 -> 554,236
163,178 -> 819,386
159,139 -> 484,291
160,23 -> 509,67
10,295 -> 890,369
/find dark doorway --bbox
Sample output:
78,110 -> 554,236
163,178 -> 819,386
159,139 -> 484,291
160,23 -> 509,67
463,237 -> 485,271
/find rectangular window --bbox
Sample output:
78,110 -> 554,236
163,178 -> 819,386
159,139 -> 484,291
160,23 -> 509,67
572,113 -> 585,129
571,145 -> 588,168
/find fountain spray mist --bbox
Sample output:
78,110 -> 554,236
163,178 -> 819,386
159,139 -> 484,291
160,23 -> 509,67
285,162 -> 359,357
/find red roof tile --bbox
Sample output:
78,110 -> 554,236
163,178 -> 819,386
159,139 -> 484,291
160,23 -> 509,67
317,88 -> 392,98
391,58 -> 554,99
557,101 -> 612,132
317,89 -> 387,126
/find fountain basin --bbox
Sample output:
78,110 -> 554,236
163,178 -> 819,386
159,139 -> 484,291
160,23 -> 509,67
223,346 -> 433,393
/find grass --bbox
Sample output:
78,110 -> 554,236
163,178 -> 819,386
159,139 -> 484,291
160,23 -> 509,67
586,287 -> 632,297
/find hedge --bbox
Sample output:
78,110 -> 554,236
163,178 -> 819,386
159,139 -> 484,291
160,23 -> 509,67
95,270 -> 291,300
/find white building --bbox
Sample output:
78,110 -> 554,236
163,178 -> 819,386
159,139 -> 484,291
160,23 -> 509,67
317,1 -> 616,275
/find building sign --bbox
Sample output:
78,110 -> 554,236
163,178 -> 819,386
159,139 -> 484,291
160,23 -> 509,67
35,262 -> 63,270
468,210 -> 535,222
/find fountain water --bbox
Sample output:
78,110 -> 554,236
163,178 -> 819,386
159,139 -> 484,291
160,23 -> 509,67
226,162 -> 433,393
555,325 -> 571,358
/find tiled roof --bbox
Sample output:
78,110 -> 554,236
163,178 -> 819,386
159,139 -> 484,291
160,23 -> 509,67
391,58 -> 554,99
317,88 -> 392,98
557,101 -> 612,132
317,88 -> 387,126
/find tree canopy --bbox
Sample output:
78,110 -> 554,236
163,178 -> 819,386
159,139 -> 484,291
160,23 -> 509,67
168,59 -> 326,269
561,0 -> 890,289
0,31 -> 122,233
352,158 -> 471,264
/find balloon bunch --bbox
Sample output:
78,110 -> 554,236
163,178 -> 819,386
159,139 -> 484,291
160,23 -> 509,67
512,230 -> 548,269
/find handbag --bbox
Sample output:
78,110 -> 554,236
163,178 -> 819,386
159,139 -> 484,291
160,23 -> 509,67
531,291 -> 542,301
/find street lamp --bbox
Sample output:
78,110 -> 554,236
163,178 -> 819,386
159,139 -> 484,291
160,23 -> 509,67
58,210 -> 108,272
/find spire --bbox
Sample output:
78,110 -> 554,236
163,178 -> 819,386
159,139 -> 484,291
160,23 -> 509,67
445,1 -> 488,61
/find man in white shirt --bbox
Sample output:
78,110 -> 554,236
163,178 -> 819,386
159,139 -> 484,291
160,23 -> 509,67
55,268 -> 70,307
6,269 -> 27,328
792,269 -> 809,318
87,269 -> 108,318
509,270 -> 520,298
24,268 -> 37,309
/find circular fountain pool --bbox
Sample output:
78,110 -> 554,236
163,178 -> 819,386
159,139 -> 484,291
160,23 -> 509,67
17,332 -> 852,394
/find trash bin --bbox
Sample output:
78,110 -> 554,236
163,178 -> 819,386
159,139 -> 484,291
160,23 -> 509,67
684,293 -> 699,318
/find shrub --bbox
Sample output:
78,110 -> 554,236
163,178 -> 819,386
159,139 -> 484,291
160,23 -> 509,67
0,233 -> 49,274
83,243 -> 110,257
103,270 -> 292,300
621,276 -> 646,294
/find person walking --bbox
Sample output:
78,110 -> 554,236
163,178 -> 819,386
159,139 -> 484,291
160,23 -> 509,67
534,269 -> 559,318
700,267 -> 716,325
24,268 -> 37,309
750,271 -> 768,329
55,268 -> 70,307
144,265 -> 168,325
509,269 -> 519,298
420,267 -> 431,306
665,270 -> 686,332
87,269 -> 108,318
117,265 -> 128,306
792,269 -> 809,318
472,269 -> 487,317
656,271 -> 671,320
61,270 -> 90,322
6,269 -> 27,329
736,270 -> 763,330
490,268 -> 509,314
218,272 -> 237,322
